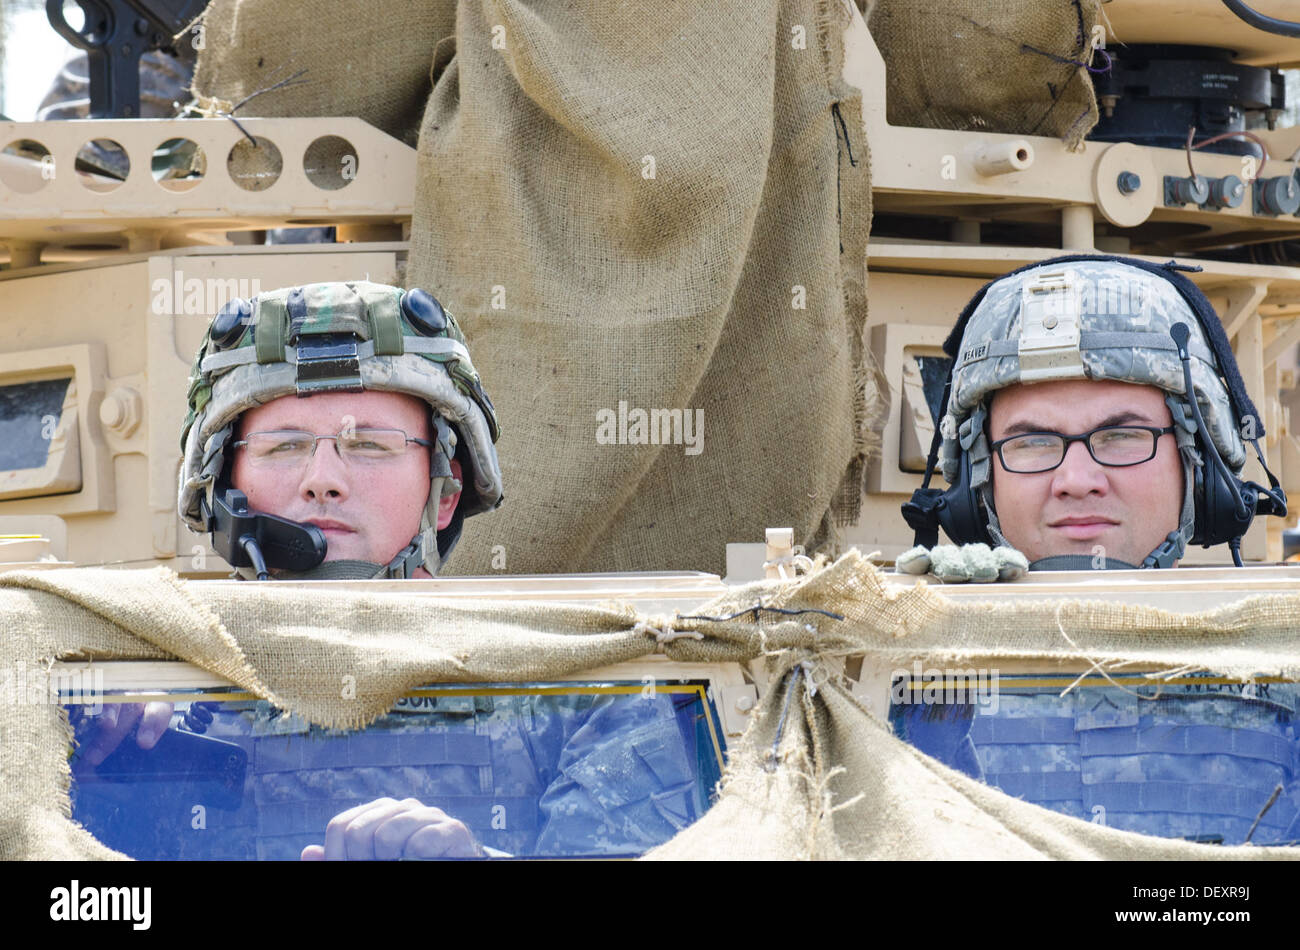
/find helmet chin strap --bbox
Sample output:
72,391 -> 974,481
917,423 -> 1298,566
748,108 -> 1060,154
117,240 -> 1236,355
377,520 -> 438,579
1029,554 -> 1141,571
375,418 -> 461,579
1138,395 -> 1200,569
275,560 -> 390,580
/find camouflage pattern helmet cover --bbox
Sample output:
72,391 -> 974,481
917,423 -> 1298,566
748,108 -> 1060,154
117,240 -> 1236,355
178,280 -> 503,576
939,257 -> 1247,560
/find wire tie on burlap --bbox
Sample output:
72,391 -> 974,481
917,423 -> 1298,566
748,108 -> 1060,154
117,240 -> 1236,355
190,62 -> 311,147
1019,43 -> 1113,74
1086,47 -> 1113,74
679,601 -> 844,625
632,615 -> 703,653
764,664 -> 804,773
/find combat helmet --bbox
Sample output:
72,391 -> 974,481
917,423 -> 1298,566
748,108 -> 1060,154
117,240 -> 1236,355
179,280 -> 503,579
903,255 -> 1286,568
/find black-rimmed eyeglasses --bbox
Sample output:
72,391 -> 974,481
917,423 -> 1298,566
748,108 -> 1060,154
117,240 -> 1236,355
990,425 -> 1176,474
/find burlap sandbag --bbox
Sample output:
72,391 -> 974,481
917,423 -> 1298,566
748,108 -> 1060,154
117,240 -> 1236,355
867,0 -> 1101,150
191,0 -> 876,576
190,0 -> 456,144
412,0 -> 874,575
6,553 -> 1300,860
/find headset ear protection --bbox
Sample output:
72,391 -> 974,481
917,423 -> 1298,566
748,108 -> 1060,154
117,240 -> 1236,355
902,255 -> 1286,565
901,389 -> 992,548
1190,445 -> 1255,549
1168,320 -> 1286,561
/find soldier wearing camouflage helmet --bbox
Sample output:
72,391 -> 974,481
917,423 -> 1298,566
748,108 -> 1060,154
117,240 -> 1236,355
893,262 -> 1297,846
180,279 -> 502,579
903,255 -> 1286,571
109,283 -> 709,861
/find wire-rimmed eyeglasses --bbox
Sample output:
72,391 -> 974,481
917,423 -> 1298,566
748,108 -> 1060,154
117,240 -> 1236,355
232,428 -> 433,468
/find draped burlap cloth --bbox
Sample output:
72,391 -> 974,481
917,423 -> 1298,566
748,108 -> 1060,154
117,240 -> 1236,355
867,0 -> 1101,150
5,552 -> 1300,860
191,0 -> 876,576
190,0 -> 456,144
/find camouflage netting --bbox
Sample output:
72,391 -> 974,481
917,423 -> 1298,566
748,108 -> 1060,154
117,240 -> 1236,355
4,551 -> 1300,860
867,0 -> 1102,150
190,0 -> 875,576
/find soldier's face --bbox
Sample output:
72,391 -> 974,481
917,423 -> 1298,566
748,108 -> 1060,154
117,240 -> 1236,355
988,379 -> 1183,567
232,390 -> 461,569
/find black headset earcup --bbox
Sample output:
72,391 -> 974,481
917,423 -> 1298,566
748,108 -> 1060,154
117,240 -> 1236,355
937,451 -> 994,546
1192,456 -> 1254,548
1191,461 -> 1213,546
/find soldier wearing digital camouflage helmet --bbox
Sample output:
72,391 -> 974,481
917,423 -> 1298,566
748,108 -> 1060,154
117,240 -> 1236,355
179,280 -> 502,579
901,254 -> 1286,576
892,256 -> 1299,845
137,283 -> 706,860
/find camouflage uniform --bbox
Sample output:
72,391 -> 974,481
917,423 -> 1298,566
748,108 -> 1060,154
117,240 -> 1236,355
894,682 -> 1300,844
71,691 -> 719,859
76,281 -> 710,859
895,257 -> 1297,845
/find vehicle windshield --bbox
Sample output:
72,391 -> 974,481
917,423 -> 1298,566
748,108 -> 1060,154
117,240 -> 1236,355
890,668 -> 1299,846
65,681 -> 725,859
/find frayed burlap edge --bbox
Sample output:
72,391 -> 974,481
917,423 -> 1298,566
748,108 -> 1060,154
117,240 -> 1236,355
6,552 -> 1300,859
824,0 -> 878,534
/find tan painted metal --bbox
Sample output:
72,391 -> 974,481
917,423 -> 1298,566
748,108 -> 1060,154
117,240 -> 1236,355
1102,0 -> 1300,67
841,4 -> 1300,563
0,8 -> 1296,573
0,118 -> 414,264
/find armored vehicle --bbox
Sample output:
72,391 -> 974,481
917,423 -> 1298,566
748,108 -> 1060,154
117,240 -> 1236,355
1,0 -> 1299,861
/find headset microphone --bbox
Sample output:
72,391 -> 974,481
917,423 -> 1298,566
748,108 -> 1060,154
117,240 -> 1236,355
205,488 -> 328,580
902,257 -> 1288,568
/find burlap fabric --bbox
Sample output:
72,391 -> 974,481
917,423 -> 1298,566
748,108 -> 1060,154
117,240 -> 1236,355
191,0 -> 875,576
867,0 -> 1101,150
4,552 -> 1299,860
190,0 -> 455,145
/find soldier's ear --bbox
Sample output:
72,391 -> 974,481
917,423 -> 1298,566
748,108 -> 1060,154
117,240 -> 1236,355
437,459 -> 463,530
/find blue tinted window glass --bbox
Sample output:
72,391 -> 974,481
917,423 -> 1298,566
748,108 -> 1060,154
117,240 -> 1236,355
66,682 -> 725,859
890,670 -> 1300,846
0,377 -> 70,471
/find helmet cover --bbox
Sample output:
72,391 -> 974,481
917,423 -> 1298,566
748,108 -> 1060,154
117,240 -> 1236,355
939,257 -> 1246,560
179,280 -> 503,576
